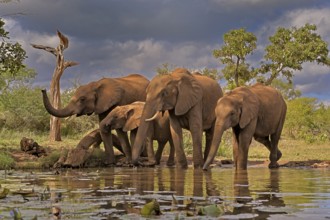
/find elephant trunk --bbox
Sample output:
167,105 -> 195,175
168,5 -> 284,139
42,89 -> 74,118
203,121 -> 226,170
131,103 -> 155,165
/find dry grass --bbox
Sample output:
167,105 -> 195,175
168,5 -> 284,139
0,129 -> 329,169
241,138 -> 330,162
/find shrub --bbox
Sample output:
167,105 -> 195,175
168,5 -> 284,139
0,151 -> 15,170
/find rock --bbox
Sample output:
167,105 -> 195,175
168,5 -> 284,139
20,137 -> 47,157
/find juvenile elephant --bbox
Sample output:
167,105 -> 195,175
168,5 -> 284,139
42,74 -> 149,164
203,83 -> 287,170
132,68 -> 223,168
99,101 -> 175,166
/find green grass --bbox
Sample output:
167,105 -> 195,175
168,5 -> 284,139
0,129 -> 329,170
216,138 -> 330,162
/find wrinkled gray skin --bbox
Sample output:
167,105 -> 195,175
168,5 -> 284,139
203,83 -> 287,170
42,74 -> 149,164
99,101 -> 175,166
132,68 -> 223,169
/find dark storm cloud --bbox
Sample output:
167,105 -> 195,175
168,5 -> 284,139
2,0 -> 325,43
1,0 -> 330,101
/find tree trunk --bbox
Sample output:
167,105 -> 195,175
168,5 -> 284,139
49,43 -> 64,141
32,30 -> 78,141
234,56 -> 240,87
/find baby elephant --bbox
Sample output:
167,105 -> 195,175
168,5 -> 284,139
99,101 -> 175,166
203,83 -> 287,170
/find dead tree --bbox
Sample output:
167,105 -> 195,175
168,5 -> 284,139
32,30 -> 78,141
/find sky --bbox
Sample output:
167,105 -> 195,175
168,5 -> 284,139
1,0 -> 330,102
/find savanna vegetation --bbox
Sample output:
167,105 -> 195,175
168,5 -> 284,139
0,17 -> 330,169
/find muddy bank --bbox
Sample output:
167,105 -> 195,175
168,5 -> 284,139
7,148 -> 330,170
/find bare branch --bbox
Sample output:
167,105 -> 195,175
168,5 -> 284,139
57,30 -> 69,50
64,61 -> 79,69
31,44 -> 57,56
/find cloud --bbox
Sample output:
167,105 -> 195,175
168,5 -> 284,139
1,0 -> 329,102
4,16 -> 219,87
256,7 -> 330,101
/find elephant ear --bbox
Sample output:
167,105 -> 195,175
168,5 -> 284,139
239,89 -> 260,129
174,70 -> 203,115
95,81 -> 123,114
123,108 -> 142,132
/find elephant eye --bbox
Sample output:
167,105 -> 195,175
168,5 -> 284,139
162,90 -> 169,97
80,97 -> 86,102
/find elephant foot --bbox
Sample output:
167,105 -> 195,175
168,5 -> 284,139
176,162 -> 188,169
166,160 -> 175,167
268,162 -> 280,169
144,161 -> 156,167
104,158 -> 116,167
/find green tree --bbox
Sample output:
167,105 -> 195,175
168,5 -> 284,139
271,79 -> 301,100
259,24 -> 330,85
0,18 -> 29,86
213,28 -> 257,88
200,68 -> 220,81
156,63 -> 175,75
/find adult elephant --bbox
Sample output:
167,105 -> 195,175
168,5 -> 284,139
203,83 -> 287,170
99,101 -> 175,166
132,68 -> 223,169
41,74 -> 149,164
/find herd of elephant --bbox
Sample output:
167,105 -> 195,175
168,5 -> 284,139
42,68 -> 287,170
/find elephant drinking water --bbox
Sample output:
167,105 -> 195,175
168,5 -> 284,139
42,74 -> 149,165
131,68 -> 223,169
99,101 -> 175,166
203,83 -> 287,170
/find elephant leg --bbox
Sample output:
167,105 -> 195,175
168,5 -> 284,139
191,128 -> 204,168
155,141 -> 166,165
112,134 -> 124,153
116,129 -> 132,163
254,136 -> 282,162
100,130 -> 116,165
236,135 -> 251,170
167,138 -> 175,167
232,129 -> 239,169
145,137 -> 156,166
189,113 -> 204,168
130,129 -> 137,146
268,133 -> 281,169
236,123 -> 255,170
170,116 -> 187,169
204,127 -> 214,161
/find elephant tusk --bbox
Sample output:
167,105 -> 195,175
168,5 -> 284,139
145,112 -> 159,122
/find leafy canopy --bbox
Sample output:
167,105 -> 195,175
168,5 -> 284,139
259,23 -> 330,85
214,24 -> 330,89
213,28 -> 257,88
0,18 -> 34,90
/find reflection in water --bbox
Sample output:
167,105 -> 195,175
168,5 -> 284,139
230,169 -> 286,219
0,167 -> 329,219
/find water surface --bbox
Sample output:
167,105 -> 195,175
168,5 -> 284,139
0,167 -> 329,219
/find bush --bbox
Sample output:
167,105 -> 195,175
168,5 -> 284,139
0,85 -> 49,132
284,97 -> 330,143
0,151 -> 15,170
0,85 -> 99,137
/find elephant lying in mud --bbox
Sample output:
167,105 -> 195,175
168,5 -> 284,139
132,68 -> 223,168
54,129 -> 123,168
42,74 -> 149,165
203,83 -> 287,170
99,101 -> 175,166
